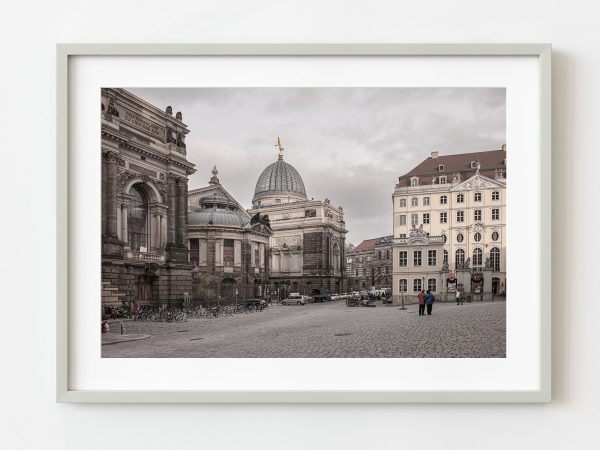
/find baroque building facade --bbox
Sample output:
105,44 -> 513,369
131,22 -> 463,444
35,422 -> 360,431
346,236 -> 393,291
187,167 -> 271,301
249,139 -> 348,299
101,88 -> 195,310
392,147 -> 507,304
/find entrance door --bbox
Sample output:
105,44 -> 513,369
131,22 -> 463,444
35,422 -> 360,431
492,278 -> 500,295
137,276 -> 153,303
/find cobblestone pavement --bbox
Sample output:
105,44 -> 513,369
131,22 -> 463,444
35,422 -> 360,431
102,300 -> 506,358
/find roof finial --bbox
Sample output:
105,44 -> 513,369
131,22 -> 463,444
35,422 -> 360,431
276,137 -> 284,160
209,165 -> 220,185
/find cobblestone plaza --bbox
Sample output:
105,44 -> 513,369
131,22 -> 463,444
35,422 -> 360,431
103,300 -> 505,358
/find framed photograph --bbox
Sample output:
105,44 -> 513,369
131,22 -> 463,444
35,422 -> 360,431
57,44 -> 551,402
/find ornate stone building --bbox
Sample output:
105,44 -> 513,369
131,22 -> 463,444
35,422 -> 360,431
101,88 -> 195,309
392,147 -> 507,304
187,167 -> 271,301
250,139 -> 348,299
346,236 -> 393,291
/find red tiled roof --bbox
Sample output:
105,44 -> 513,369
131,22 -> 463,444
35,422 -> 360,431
350,235 -> 393,253
396,148 -> 506,187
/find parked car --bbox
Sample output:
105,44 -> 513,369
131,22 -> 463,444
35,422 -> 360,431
242,299 -> 268,309
282,294 -> 306,306
311,288 -> 331,303
330,293 -> 342,301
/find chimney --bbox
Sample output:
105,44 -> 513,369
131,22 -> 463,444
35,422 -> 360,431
431,151 -> 439,159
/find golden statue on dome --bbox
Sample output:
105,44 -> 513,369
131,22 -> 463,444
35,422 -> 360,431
276,136 -> 285,159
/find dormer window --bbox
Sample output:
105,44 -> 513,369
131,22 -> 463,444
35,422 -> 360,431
410,176 -> 419,186
438,164 -> 445,171
439,175 -> 447,184
470,161 -> 478,169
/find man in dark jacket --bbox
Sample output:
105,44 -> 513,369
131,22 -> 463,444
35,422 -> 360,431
425,290 -> 435,315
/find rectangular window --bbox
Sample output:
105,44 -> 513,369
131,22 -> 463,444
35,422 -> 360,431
399,214 -> 406,226
439,176 -> 447,184
399,198 -> 407,207
423,197 -> 430,206
305,209 -> 317,217
428,250 -> 437,266
440,212 -> 447,223
492,208 -> 500,220
474,192 -> 482,202
411,197 -> 418,207
223,239 -> 234,267
399,233 -> 406,238
457,211 -> 464,222
428,278 -> 437,292
189,239 -> 200,265
399,279 -> 407,293
399,251 -> 407,267
457,193 -> 464,203
474,209 -> 482,221
411,214 -> 418,226
254,249 -> 260,267
423,213 -> 430,224
413,250 -> 422,266
440,195 -> 447,204
492,191 -> 500,201
413,278 -> 422,293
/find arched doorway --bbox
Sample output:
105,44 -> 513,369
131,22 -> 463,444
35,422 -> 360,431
220,278 -> 236,300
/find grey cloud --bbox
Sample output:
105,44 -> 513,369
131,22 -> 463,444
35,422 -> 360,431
129,87 -> 505,245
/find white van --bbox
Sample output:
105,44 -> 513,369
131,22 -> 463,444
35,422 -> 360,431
282,293 -> 306,305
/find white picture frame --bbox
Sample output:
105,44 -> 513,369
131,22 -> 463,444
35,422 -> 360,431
57,43 -> 551,403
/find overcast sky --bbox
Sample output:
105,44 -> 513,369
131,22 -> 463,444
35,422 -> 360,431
129,87 -> 505,245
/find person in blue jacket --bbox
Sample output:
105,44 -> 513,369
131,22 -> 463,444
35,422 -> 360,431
425,290 -> 435,315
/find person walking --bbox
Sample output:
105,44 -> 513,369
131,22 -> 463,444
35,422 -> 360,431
425,290 -> 435,315
417,289 -> 426,316
132,301 -> 140,321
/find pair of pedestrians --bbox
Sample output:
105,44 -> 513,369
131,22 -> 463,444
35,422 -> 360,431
417,289 -> 435,315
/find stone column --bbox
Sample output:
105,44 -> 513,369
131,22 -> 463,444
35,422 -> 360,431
101,156 -> 107,236
101,150 -> 124,258
483,266 -> 493,301
441,266 -> 449,302
121,206 -> 128,245
175,177 -> 187,246
166,174 -> 177,245
105,151 -> 119,237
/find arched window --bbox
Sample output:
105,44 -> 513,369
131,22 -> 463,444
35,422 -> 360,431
428,278 -> 437,292
474,232 -> 481,242
473,248 -> 483,267
490,247 -> 501,271
413,278 -> 422,292
128,184 -> 148,251
399,279 -> 407,293
455,249 -> 465,267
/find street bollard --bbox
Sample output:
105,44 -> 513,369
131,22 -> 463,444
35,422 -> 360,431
120,321 -> 126,335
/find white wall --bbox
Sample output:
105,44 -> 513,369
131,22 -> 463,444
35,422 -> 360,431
0,1 -> 598,448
